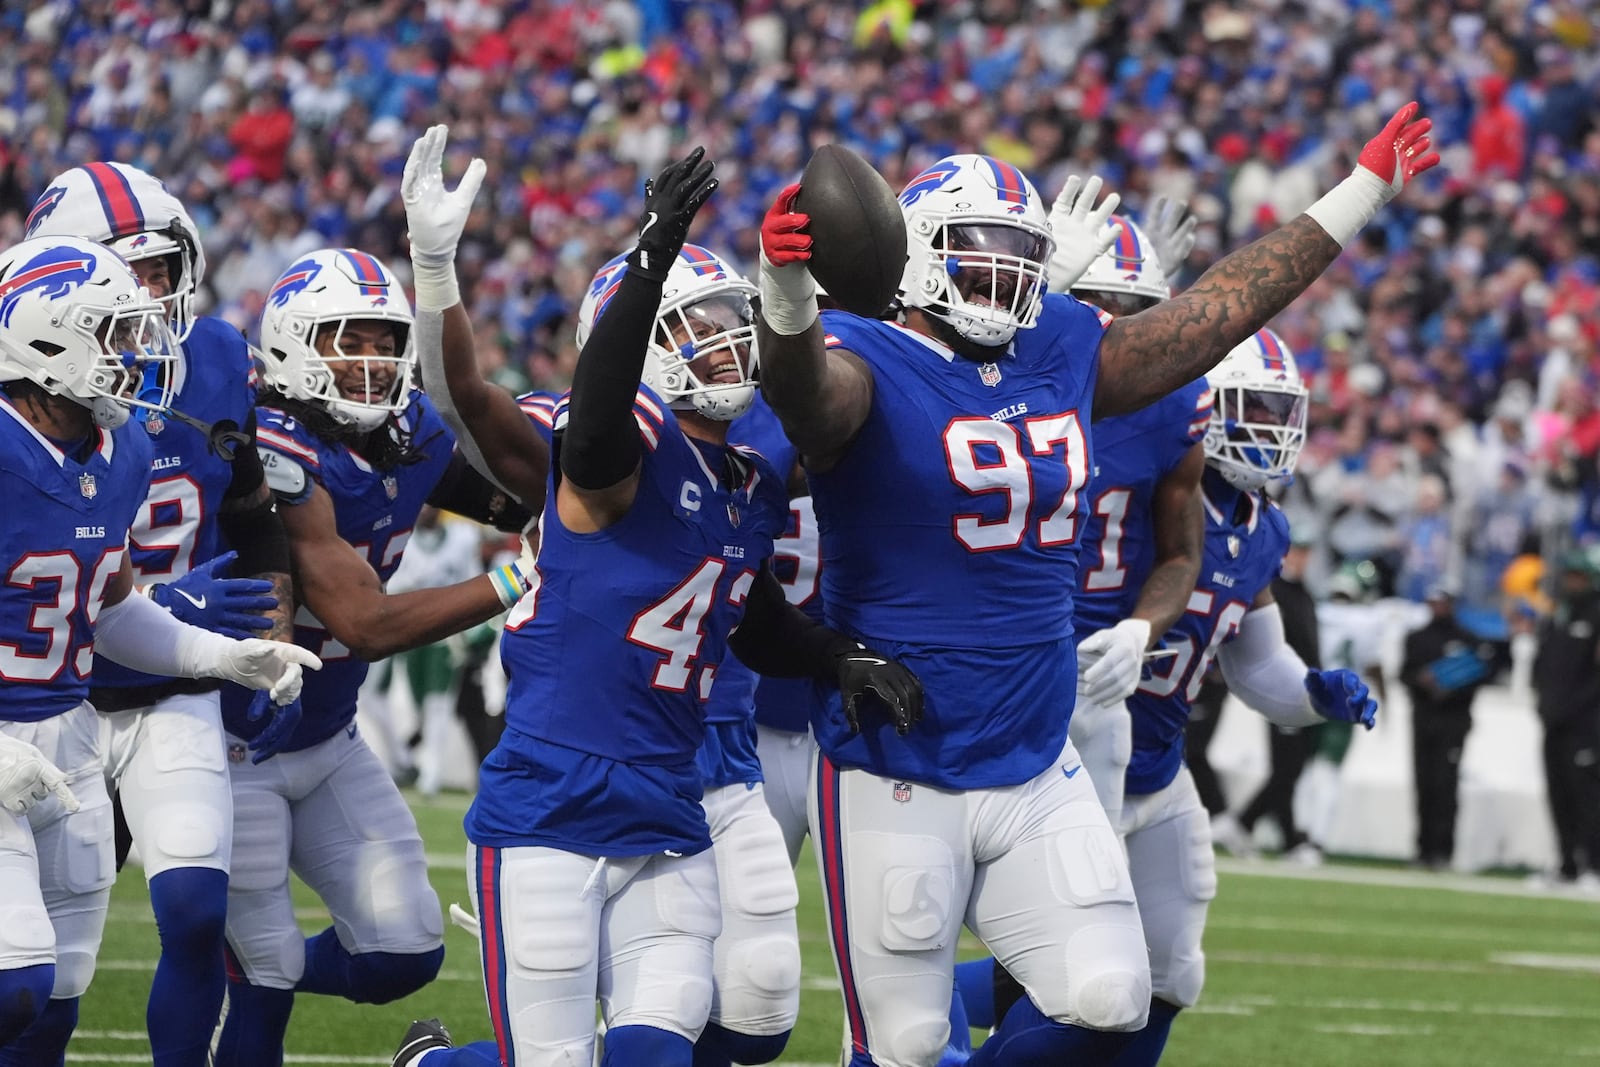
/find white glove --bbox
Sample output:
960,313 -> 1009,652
203,640 -> 322,706
401,124 -> 487,310
1047,175 -> 1122,294
1077,618 -> 1152,707
0,733 -> 79,816
1142,195 -> 1197,281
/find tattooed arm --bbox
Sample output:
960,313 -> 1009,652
1095,103 -> 1438,417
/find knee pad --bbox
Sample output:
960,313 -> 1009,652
875,1013 -> 950,1067
726,934 -> 800,1000
344,947 -> 444,1004
1155,947 -> 1206,1009
1067,963 -> 1151,1032
0,964 -> 52,1046
360,851 -> 445,948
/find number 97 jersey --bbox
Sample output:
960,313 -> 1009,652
807,296 -> 1107,790
0,399 -> 153,721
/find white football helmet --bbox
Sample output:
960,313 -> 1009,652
256,249 -> 415,432
896,154 -> 1055,347
575,244 -> 759,421
1204,328 -> 1308,491
1067,213 -> 1171,310
0,236 -> 177,429
25,163 -> 207,343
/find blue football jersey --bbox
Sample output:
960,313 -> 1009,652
806,296 -> 1107,788
93,316 -> 258,691
219,393 -> 456,750
729,396 -> 824,734
1125,479 -> 1290,797
468,385 -> 789,856
1073,378 -> 1211,637
0,396 -> 153,722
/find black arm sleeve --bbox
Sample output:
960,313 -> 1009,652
218,410 -> 292,575
561,265 -> 665,491
428,450 -> 538,532
728,567 -> 856,682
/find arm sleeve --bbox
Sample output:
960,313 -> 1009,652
561,266 -> 664,490
727,567 -> 856,682
426,450 -> 538,533
1215,602 -> 1323,728
219,411 -> 293,575
94,587 -> 235,680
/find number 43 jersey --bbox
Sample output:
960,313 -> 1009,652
808,297 -> 1107,789
0,395 -> 153,722
1125,485 -> 1289,797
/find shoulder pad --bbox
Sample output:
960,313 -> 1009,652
259,447 -> 310,502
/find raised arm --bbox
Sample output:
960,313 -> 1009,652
402,125 -> 549,511
1095,104 -> 1438,417
755,184 -> 874,473
555,148 -> 720,533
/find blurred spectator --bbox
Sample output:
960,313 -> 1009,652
1531,550 -> 1600,890
1399,585 -> 1497,871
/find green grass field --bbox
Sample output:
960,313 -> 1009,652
72,791 -> 1600,1066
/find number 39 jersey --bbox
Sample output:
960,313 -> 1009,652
808,296 -> 1107,789
1072,378 -> 1211,638
0,396 -> 153,722
1125,484 -> 1289,797
92,316 -> 258,692
219,393 -> 456,750
471,385 -> 789,857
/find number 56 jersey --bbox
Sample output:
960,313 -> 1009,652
0,396 -> 153,722
808,296 -> 1107,790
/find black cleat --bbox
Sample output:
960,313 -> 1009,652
393,1018 -> 453,1066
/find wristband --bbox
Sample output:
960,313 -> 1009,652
1303,168 -> 1393,249
411,256 -> 461,313
488,562 -> 531,609
759,253 -> 819,336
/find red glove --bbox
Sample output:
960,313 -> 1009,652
1358,102 -> 1440,195
761,183 -> 812,266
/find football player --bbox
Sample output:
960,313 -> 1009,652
391,130 -> 920,1067
1107,329 -> 1377,1065
26,161 -> 299,1067
0,236 -> 316,1063
952,205 -> 1211,1038
753,104 -> 1435,1065
210,247 -> 533,1067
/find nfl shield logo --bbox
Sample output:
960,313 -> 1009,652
78,473 -> 97,499
383,476 -> 398,500
893,781 -> 912,803
979,362 -> 1003,387
228,742 -> 247,764
726,503 -> 740,528
146,413 -> 165,434
1227,535 -> 1241,558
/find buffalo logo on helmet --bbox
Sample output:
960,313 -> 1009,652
268,258 -> 324,309
24,187 -> 68,237
897,160 -> 962,208
0,246 -> 99,328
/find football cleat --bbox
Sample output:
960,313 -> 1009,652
393,1018 -> 452,1067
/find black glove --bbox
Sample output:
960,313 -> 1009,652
627,146 -> 719,279
837,645 -> 925,736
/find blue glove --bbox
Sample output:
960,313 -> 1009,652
148,551 -> 277,640
246,691 -> 302,764
1304,669 -> 1378,730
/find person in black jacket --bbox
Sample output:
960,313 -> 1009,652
1236,533 -> 1324,860
1532,551 -> 1600,885
1400,583 -> 1496,870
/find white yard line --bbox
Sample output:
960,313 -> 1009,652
1215,856 -> 1600,902
1490,952 -> 1600,974
1208,913 -> 1600,945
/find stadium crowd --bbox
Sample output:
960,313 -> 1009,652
3,0 -> 1597,615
